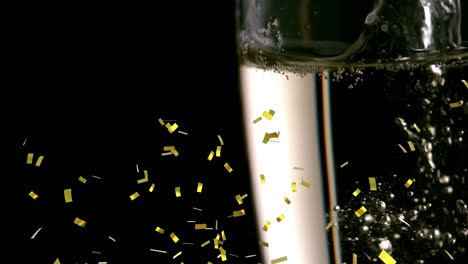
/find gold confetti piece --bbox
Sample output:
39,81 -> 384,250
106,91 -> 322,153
462,79 -> 468,88
78,176 -> 87,184
175,187 -> 181,197
326,222 -> 333,230
235,194 -> 243,205
259,241 -> 269,247
353,253 -> 357,264
215,219 -> 218,230
262,132 -> 280,144
149,183 -> 155,192
166,122 -> 179,133
301,180 -> 311,188
54,258 -> 61,264
284,196 -> 291,205
150,248 -> 167,253
29,191 -> 38,200
31,227 -> 42,239
293,167 -> 304,170
197,182 -> 203,193
137,170 -> 149,184
173,251 -> 182,259
355,206 -> 367,217
260,174 -> 265,184
156,227 -> 165,234
253,116 -> 262,124
233,209 -> 245,217
398,144 -> 408,153
262,110 -> 273,120
161,152 -> 172,156
413,123 -> 421,133
27,153 -> 34,164
449,101 -> 463,108
262,220 -> 270,231
224,162 -> 233,173
214,238 -> 219,249
221,230 -> 226,241
352,188 -> 361,197
170,232 -> 179,243
64,189 -> 72,203
158,118 -> 165,125
216,146 -> 222,157
178,130 -> 188,135
35,156 -> 44,167
195,224 -> 207,230
368,177 -> 377,191
221,254 -> 227,261
245,254 -> 256,258
404,179 -> 413,188
378,250 -> 396,264
276,214 -> 285,222
201,240 -> 210,247
444,249 -> 455,260
129,192 -> 140,200
271,256 -> 288,263
241,193 -> 248,199
218,135 -> 224,145
407,141 -> 416,152
340,161 -> 349,168
108,236 -> 116,242
291,182 -> 297,192
207,151 -> 214,161
74,217 -> 87,227
163,146 -> 179,157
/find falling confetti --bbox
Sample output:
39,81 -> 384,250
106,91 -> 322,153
224,162 -> 233,173
35,156 -> 44,167
30,227 -> 43,239
78,176 -> 87,184
260,174 -> 265,184
404,179 -> 413,188
291,182 -> 297,192
129,192 -> 140,201
53,258 -> 61,264
444,249 -> 455,260
207,151 -> 214,161
462,79 -> 468,88
195,224 -> 207,230
108,236 -> 116,242
353,253 -> 357,264
201,240 -> 210,247
397,144 -> 408,153
149,183 -> 155,192
259,241 -> 269,247
378,250 -> 396,264
407,141 -> 416,152
137,170 -> 149,184
27,153 -> 34,164
156,227 -> 165,234
352,188 -> 361,197
301,180 -> 311,188
29,191 -> 38,200
233,209 -> 245,217
354,206 -> 367,217
235,194 -> 243,205
216,146 -> 222,157
165,122 -> 179,133
74,217 -> 87,227
178,130 -> 188,135
326,222 -> 332,230
413,123 -> 421,133
283,196 -> 291,205
262,220 -> 270,231
175,187 -> 181,197
170,232 -> 179,243
252,117 -> 262,124
218,135 -> 224,145
340,161 -> 349,168
368,177 -> 377,191
173,251 -> 182,259
262,109 -> 275,120
271,256 -> 288,264
150,249 -> 167,253
221,230 -> 226,241
64,189 -> 72,203
276,214 -> 285,222
163,146 -> 179,157
449,101 -> 463,108
158,118 -> 165,126
197,182 -> 203,193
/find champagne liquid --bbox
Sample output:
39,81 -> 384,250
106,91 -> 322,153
240,55 -> 468,264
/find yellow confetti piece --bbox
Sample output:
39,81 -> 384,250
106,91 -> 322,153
207,151 -> 214,161
170,232 -> 179,243
149,183 -> 155,192
340,161 -> 349,168
156,227 -> 165,234
178,130 -> 188,135
129,192 -> 140,200
404,179 -> 413,188
262,220 -> 270,231
78,176 -> 87,184
284,196 -> 291,205
161,152 -> 172,156
326,222 -> 332,230
233,209 -> 245,217
352,188 -> 361,197
195,224 -> 207,230
353,253 -> 357,264
407,141 -> 416,152
224,162 -> 233,173
214,238 -> 219,249
137,170 -> 149,184
245,254 -> 256,258
175,187 -> 181,197
241,193 -> 248,199
449,101 -> 463,108
215,219 -> 218,230
271,256 -> 288,264
35,156 -> 44,167
262,110 -> 275,120
163,146 -> 179,157
221,230 -> 226,241
253,116 -> 262,124
259,241 -> 269,247
216,146 -> 222,157
293,167 -> 304,170
221,253 -> 227,261
197,182 -> 203,193
235,194 -> 243,205
54,258 -> 61,264
27,153 -> 34,164
413,123 -> 421,133
260,174 -> 265,184
398,144 -> 408,153
201,240 -> 210,247
108,236 -> 116,242
218,135 -> 224,145
291,182 -> 297,192
158,118 -> 165,125
262,132 -> 279,144
166,122 -> 179,133
301,180 -> 311,188
276,214 -> 285,222
378,250 -> 396,264
29,191 -> 38,200
354,206 -> 367,217
31,227 -> 42,239
64,189 -> 72,203
462,79 -> 468,89
369,177 -> 377,191
444,249 -> 455,260
173,251 -> 182,259
74,217 -> 87,227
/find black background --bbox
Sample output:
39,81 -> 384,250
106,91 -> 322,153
8,1 -> 260,263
